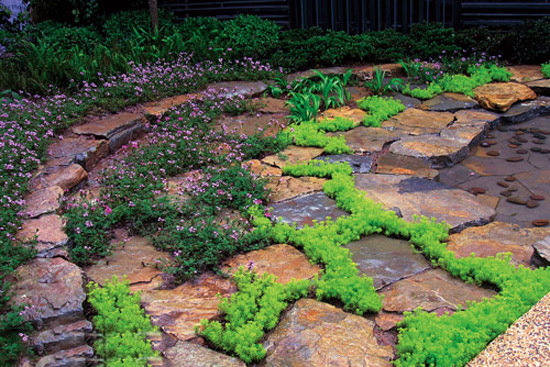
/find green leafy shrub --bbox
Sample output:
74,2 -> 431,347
198,267 -> 309,363
542,63 -> 550,78
357,96 -> 405,127
221,15 -> 280,59
88,277 -> 158,366
502,17 -> 550,64
409,22 -> 459,60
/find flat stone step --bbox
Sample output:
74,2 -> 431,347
388,135 -> 470,168
497,97 -> 550,124
17,214 -> 68,258
47,137 -> 108,171
207,80 -> 268,98
23,186 -> 64,219
33,320 -> 92,355
35,345 -> 93,367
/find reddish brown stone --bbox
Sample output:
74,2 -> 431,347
23,186 -> 64,218
72,112 -> 144,139
533,220 -> 550,227
530,194 -> 546,201
17,214 -> 68,257
474,82 -> 536,112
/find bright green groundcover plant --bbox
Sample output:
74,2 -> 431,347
88,277 -> 159,367
542,63 -> 550,79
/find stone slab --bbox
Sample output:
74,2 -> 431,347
327,126 -> 402,153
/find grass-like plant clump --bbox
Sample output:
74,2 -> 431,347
542,62 -> 550,78
88,277 -> 159,366
357,96 -> 406,127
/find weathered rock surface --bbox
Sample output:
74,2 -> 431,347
355,174 -> 496,231
354,63 -> 405,79
222,244 -> 320,283
497,97 -> 550,124
320,106 -> 366,125
420,93 -> 479,112
315,154 -> 374,173
143,94 -> 199,117
32,320 -> 92,355
262,146 -> 324,168
18,214 -> 68,257
473,82 -> 536,112
345,235 -> 431,289
383,108 -> 454,135
270,192 -> 349,229
374,312 -> 404,331
532,236 -> 550,266
86,235 -> 168,292
440,122 -> 487,146
266,176 -> 327,202
11,257 -> 86,328
33,164 -> 88,191
262,299 -> 393,367
462,156 -> 533,176
508,65 -> 545,83
375,154 -> 438,179
454,109 -> 499,127
163,341 -> 245,367
48,137 -> 108,170
380,269 -> 496,313
72,112 -> 144,139
525,78 -> 550,96
390,93 -> 422,108
242,160 -> 282,177
23,186 -> 64,219
257,97 -> 288,114
141,273 -> 235,341
216,113 -> 286,137
327,126 -> 401,153
35,345 -> 93,367
208,80 -> 268,98
388,135 -> 470,167
447,222 -> 550,266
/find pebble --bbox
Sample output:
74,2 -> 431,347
533,139 -> 545,145
526,200 -> 540,208
500,191 -> 513,197
497,181 -> 509,188
531,147 -> 542,153
506,157 -> 524,162
507,197 -> 527,205
505,176 -> 516,182
533,219 -> 550,227
468,186 -> 486,195
541,149 -> 550,154
533,133 -> 547,140
487,139 -> 497,145
497,126 -> 509,132
486,150 -> 500,157
487,134 -> 495,139
508,144 -> 519,149
515,136 -> 528,143
507,187 -> 518,192
530,194 -> 545,201
540,129 -> 550,135
516,149 -> 528,154
480,142 -> 491,148
515,131 -> 524,135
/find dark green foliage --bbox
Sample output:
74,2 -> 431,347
502,18 -> 550,64
408,22 -> 459,60
221,15 -> 280,59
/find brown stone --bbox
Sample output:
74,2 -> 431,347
375,154 -> 439,179
473,82 -> 537,112
141,273 -> 235,341
72,112 -> 144,139
468,186 -> 486,195
420,92 -> 479,112
355,174 -> 496,231
354,63 -> 405,79
263,299 -> 393,367
440,123 -> 486,146
505,176 -> 517,182
262,146 -> 324,168
142,94 -> 199,117
47,137 -> 108,171
454,110 -> 499,125
32,319 -> 92,355
447,221 -> 550,266
525,78 -> 550,95
374,312 -> 404,331
380,269 -> 496,313
486,150 -> 500,157
327,126 -> 402,153
500,191 -> 513,197
497,181 -> 509,188
23,186 -> 64,218
388,135 -> 470,168
222,244 -> 320,284
163,341 -> 245,367
18,214 -> 68,257
515,131 -> 525,135
36,164 -> 88,191
216,113 -> 287,137
530,194 -> 546,201
383,108 -> 454,134
507,197 -> 527,205
506,157 -> 524,162
516,149 -> 528,154
527,200 -> 540,209
509,144 -> 519,149
475,194 -> 500,210
242,159 -> 282,177
35,344 -> 93,367
266,176 -> 327,202
508,65 -> 545,82
11,258 -> 86,328
533,139 -> 545,145
320,106 -> 366,125
257,97 -> 288,114
86,235 -> 169,292
533,220 -> 550,227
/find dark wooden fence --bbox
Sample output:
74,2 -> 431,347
159,0 -> 550,32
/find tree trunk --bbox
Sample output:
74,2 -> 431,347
149,0 -> 158,33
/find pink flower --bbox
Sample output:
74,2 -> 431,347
104,206 -> 112,215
